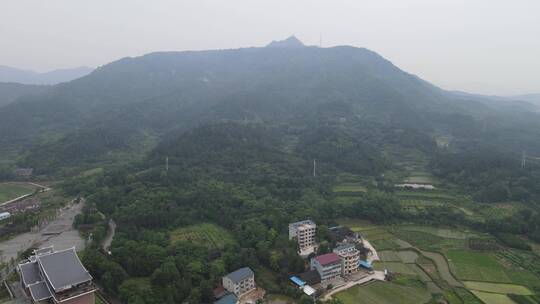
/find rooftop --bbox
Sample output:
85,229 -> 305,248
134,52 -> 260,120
314,253 -> 341,266
37,248 -> 92,292
28,282 -> 52,302
334,243 -> 356,252
289,219 -> 316,228
215,293 -> 238,304
224,267 -> 254,284
19,261 -> 41,287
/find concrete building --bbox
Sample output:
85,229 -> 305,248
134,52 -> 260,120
288,220 -> 316,251
310,253 -> 342,281
222,267 -> 256,297
333,243 -> 360,275
18,246 -> 95,304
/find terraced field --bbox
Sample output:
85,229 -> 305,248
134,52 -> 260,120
463,281 -> 532,295
470,291 -> 516,304
447,250 -> 512,283
337,218 -> 540,304
170,223 -> 236,249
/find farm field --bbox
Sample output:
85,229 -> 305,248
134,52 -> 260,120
332,182 -> 366,193
463,281 -> 532,295
335,281 -> 432,304
470,291 -> 515,304
170,223 -> 236,249
0,182 -> 36,203
337,218 -> 540,304
447,250 -> 512,283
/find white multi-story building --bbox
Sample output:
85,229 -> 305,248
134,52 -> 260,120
333,243 -> 360,275
222,267 -> 256,296
310,253 -> 342,281
289,220 -> 316,250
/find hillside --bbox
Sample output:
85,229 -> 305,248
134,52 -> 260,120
0,38 -> 539,175
0,82 -> 49,108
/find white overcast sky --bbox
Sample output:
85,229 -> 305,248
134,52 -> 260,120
1,0 -> 539,95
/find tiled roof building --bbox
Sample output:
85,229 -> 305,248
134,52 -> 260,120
18,247 -> 96,304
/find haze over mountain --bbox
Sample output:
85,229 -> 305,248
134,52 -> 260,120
0,37 -> 538,174
0,65 -> 93,85
0,82 -> 49,108
513,94 -> 540,107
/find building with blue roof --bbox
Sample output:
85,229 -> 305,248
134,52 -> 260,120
289,276 -> 306,287
214,293 -> 238,304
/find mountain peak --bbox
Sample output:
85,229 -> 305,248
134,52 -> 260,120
266,35 -> 305,48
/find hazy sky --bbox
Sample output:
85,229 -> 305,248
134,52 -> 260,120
1,0 -> 539,95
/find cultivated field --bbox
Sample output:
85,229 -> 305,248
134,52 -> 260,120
447,250 -> 512,283
337,217 -> 540,304
463,281 -> 532,295
470,291 -> 516,304
335,281 -> 431,304
332,182 -> 366,193
170,223 -> 236,249
0,182 -> 36,203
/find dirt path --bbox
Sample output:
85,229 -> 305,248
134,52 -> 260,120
102,219 -> 116,253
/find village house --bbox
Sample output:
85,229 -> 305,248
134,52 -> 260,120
18,246 -> 96,304
310,253 -> 342,282
333,243 -> 360,275
222,267 -> 256,297
289,220 -> 317,255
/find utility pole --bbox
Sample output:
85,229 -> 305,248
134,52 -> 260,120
521,151 -> 526,168
165,156 -> 169,173
313,159 -> 317,177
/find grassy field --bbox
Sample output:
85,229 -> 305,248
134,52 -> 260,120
447,250 -> 512,283
335,281 -> 432,304
0,182 -> 36,202
463,281 -> 532,295
333,183 -> 366,193
374,261 -> 417,275
170,223 -> 236,249
470,291 -> 516,304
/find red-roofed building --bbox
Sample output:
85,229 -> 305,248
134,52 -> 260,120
310,253 -> 341,281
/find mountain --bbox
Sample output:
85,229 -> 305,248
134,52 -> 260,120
1,38 -> 539,174
266,35 -> 305,48
0,65 -> 93,85
513,94 -> 540,107
0,82 -> 49,108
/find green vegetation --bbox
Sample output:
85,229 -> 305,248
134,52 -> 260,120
463,281 -> 532,295
170,223 -> 236,249
495,233 -> 532,251
335,280 -> 432,304
470,290 -> 515,304
447,250 -> 511,283
332,183 -> 366,193
0,182 -> 35,202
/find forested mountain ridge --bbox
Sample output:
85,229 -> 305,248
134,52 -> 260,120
1,39 -> 539,177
